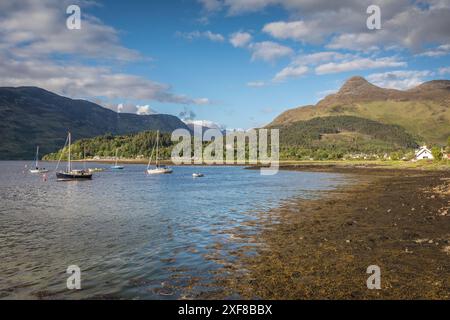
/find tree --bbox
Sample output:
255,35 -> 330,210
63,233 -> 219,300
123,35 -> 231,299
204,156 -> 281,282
390,152 -> 400,161
431,146 -> 443,161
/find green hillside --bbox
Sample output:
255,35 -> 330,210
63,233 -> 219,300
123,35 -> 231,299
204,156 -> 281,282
0,87 -> 189,160
43,131 -> 174,161
269,77 -> 450,145
271,116 -> 419,160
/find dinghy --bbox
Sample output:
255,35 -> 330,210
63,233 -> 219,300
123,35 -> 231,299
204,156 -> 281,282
192,173 -> 204,178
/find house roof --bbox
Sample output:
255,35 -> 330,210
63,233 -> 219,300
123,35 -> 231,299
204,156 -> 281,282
416,148 -> 432,157
415,146 -> 431,155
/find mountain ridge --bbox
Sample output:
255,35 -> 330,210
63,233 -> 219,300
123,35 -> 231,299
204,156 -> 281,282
0,86 -> 189,159
269,77 -> 450,144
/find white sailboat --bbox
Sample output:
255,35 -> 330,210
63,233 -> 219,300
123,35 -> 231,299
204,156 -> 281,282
147,130 -> 172,175
111,148 -> 124,170
29,146 -> 49,174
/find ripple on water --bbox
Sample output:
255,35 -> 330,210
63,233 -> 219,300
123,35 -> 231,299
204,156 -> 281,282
0,162 -> 351,299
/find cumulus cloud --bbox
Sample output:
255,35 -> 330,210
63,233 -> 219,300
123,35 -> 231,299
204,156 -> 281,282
136,105 -> 157,115
0,0 -> 209,106
0,0 -> 141,61
249,41 -> 293,62
417,44 -> 450,57
367,70 -> 433,90
116,103 -> 158,115
176,30 -> 225,42
315,57 -> 406,75
200,0 -> 450,53
229,31 -> 252,48
0,55 -> 210,105
273,65 -> 308,82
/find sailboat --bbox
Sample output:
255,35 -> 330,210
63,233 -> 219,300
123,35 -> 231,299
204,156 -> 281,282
56,132 -> 92,181
147,130 -> 173,175
111,148 -> 124,170
29,146 -> 49,174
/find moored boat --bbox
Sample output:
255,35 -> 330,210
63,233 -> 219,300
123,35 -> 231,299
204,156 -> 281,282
146,130 -> 173,175
29,146 -> 49,174
55,132 -> 93,181
192,173 -> 204,177
111,148 -> 124,170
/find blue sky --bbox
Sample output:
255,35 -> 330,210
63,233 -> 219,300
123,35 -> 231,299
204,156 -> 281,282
1,0 -> 449,129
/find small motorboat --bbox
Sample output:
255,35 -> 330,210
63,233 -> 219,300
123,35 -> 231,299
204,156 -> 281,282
88,168 -> 105,173
192,173 -> 204,178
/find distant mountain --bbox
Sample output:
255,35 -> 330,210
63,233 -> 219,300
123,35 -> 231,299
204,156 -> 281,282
269,77 -> 450,145
0,87 -> 189,159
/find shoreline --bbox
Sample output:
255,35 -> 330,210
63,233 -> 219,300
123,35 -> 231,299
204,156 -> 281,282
202,167 -> 450,299
35,159 -> 450,172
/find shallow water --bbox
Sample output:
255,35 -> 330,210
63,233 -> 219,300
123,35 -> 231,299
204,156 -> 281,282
0,161 -> 350,299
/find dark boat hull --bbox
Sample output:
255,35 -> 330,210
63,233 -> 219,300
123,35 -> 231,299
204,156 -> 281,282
56,172 -> 93,181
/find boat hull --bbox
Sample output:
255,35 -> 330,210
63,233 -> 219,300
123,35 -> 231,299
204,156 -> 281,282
147,168 -> 173,175
111,166 -> 124,170
56,172 -> 93,181
30,169 -> 49,174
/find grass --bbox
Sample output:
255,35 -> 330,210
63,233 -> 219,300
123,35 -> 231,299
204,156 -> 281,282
275,159 -> 450,171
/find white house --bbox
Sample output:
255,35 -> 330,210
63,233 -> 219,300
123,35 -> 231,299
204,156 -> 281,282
415,146 -> 434,160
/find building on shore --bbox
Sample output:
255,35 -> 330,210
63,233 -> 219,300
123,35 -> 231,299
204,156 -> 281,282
414,146 -> 434,160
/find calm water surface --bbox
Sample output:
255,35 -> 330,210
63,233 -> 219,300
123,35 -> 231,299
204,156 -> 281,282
0,161 -> 351,299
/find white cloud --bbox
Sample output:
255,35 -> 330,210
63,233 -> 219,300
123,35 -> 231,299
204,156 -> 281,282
273,65 -> 308,82
0,0 -> 141,61
247,81 -> 266,87
197,0 -> 222,12
0,0 -> 209,106
315,57 -> 406,75
176,30 -> 225,42
249,41 -> 293,62
326,5 -> 450,52
199,0 -> 450,53
271,51 -> 356,81
316,89 -> 339,101
367,70 -> 433,90
229,31 -> 252,48
263,20 -> 323,43
136,105 -> 156,115
418,44 -> 450,57
0,55 -> 210,105
439,66 -> 450,75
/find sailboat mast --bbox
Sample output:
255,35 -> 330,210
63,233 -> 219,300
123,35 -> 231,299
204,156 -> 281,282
115,148 -> 118,166
68,132 -> 71,172
156,130 -> 159,167
35,146 -> 39,168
